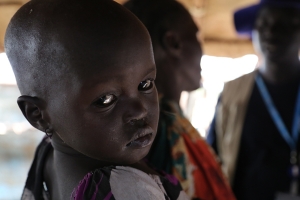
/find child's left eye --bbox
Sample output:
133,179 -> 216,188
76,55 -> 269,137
138,79 -> 154,91
94,94 -> 116,107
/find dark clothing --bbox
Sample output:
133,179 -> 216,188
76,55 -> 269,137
208,76 -> 300,200
21,136 -> 51,200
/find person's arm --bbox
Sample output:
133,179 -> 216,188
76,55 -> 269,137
206,96 -> 221,155
207,114 -> 219,155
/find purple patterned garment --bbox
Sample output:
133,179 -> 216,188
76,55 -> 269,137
71,166 -> 187,200
21,137 -> 187,200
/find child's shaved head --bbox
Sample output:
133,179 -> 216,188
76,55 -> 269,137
5,0 -> 149,99
5,0 -> 159,166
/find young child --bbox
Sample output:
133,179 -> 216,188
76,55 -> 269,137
5,0 -> 188,199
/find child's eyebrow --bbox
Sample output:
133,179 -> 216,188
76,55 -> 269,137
144,66 -> 156,76
82,66 -> 156,90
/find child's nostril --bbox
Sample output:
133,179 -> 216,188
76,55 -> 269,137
129,118 -> 146,125
129,119 -> 137,125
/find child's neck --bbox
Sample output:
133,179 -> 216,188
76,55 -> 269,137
52,148 -> 159,177
46,148 -> 113,200
47,136 -> 116,199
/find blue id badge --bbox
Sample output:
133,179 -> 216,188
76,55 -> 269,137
275,166 -> 300,200
275,193 -> 300,200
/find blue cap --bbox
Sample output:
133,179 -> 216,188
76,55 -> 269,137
234,0 -> 300,36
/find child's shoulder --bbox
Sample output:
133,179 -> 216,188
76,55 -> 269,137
72,166 -> 188,200
22,137 -> 188,200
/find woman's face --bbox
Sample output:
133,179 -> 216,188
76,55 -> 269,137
253,6 -> 300,58
179,15 -> 203,91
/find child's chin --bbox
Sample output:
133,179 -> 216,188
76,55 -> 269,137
123,147 -> 152,165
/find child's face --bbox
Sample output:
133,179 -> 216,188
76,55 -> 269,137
48,33 -> 159,165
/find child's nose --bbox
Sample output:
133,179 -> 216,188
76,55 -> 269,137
123,98 -> 148,125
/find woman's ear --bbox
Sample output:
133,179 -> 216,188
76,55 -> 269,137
17,95 -> 49,132
162,31 -> 181,57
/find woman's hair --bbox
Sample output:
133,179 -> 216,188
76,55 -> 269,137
124,0 -> 190,46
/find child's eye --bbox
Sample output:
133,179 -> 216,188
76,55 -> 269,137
94,94 -> 116,107
138,79 -> 154,91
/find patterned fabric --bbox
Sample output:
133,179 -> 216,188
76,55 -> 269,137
147,97 -> 236,200
71,166 -> 188,200
21,136 -> 187,200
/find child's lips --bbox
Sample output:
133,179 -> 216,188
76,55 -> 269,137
126,133 -> 153,148
126,128 -> 154,149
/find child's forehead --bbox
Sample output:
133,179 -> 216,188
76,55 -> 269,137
5,0 -> 152,98
54,27 -> 154,91
69,43 -> 155,88
59,28 -> 152,73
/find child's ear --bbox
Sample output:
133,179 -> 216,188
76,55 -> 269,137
17,95 -> 49,132
162,31 -> 181,57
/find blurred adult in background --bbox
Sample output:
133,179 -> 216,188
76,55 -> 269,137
124,0 -> 236,199
207,0 -> 300,199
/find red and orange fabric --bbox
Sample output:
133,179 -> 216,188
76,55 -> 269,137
147,97 -> 236,200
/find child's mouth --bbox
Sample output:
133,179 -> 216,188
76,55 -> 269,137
126,133 -> 153,148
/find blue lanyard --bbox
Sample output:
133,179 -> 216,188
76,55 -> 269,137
256,74 -> 300,151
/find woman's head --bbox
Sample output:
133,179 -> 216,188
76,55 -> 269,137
124,0 -> 202,96
5,0 -> 159,165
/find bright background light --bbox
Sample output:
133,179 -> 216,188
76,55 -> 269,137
180,54 -> 258,137
0,53 -> 16,85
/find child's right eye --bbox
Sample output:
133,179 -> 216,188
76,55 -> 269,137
94,94 -> 116,107
138,79 -> 154,92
